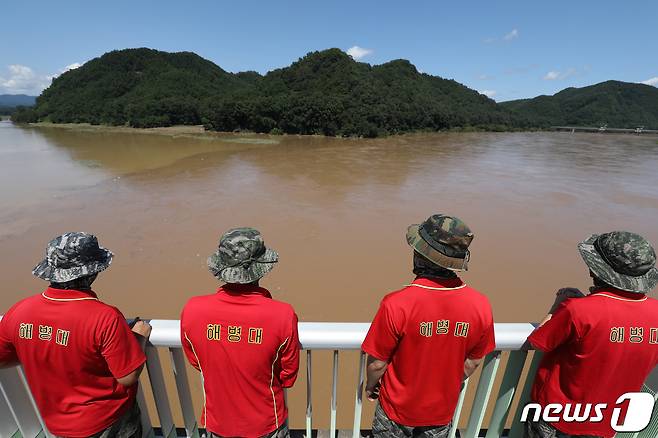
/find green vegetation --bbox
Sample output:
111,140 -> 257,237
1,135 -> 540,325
501,81 -> 658,129
12,48 -> 658,135
13,48 -> 520,137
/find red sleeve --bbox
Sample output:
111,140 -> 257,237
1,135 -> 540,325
0,313 -> 18,365
361,299 -> 401,362
468,307 -> 496,360
99,309 -> 146,379
180,305 -> 200,371
528,301 -> 579,352
278,311 -> 300,388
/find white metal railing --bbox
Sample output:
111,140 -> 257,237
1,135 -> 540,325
2,321 -> 658,438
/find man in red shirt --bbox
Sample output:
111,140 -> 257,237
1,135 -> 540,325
0,232 -> 151,438
362,214 -> 496,437
181,227 -> 299,438
525,231 -> 658,438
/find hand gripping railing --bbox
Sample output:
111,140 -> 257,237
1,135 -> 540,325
2,321 -> 658,438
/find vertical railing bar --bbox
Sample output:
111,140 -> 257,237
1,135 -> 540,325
144,345 -> 176,438
0,382 -> 20,438
485,350 -> 528,438
169,348 -> 199,438
330,350 -> 339,438
0,366 -> 46,438
464,352 -> 501,438
352,351 -> 366,438
448,377 -> 470,438
137,384 -> 155,438
0,371 -> 22,438
18,367 -> 50,437
306,350 -> 312,438
508,351 -> 544,438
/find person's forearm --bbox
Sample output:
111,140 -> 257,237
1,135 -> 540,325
366,366 -> 386,389
365,356 -> 388,391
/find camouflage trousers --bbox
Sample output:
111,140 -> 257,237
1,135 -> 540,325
372,403 -> 450,438
524,419 -> 601,438
55,402 -> 142,438
209,422 -> 290,438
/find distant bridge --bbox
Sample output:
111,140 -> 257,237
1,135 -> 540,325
553,125 -> 658,135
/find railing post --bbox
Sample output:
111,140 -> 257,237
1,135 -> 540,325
0,378 -> 20,438
330,350 -> 339,438
169,348 -> 199,438
144,345 -> 176,438
306,350 -> 312,438
448,377 -> 470,438
0,366 -> 47,438
508,351 -> 543,438
465,352 -> 501,438
137,384 -> 155,438
352,351 -> 366,438
485,350 -> 528,438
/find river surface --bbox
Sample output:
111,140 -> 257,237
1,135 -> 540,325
1,121 -> 658,428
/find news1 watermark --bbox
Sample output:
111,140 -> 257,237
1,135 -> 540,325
520,393 -> 656,432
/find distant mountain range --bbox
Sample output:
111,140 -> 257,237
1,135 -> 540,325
10,48 -> 658,134
0,94 -> 36,114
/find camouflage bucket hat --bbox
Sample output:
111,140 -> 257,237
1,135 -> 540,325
32,232 -> 114,283
578,231 -> 658,294
208,227 -> 278,284
406,214 -> 474,272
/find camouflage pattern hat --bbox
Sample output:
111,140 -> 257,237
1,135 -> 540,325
32,232 -> 113,283
406,214 -> 474,271
208,227 -> 278,284
578,231 -> 658,294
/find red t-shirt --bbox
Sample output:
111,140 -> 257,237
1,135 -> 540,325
528,289 -> 658,437
0,288 -> 146,437
361,277 -> 496,426
180,284 -> 300,437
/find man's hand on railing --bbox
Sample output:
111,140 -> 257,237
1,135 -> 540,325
131,319 -> 152,350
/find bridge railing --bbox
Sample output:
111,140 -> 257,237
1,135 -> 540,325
2,321 -> 657,438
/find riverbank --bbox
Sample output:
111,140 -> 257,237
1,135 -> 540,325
22,122 -> 292,144
21,121 -> 536,141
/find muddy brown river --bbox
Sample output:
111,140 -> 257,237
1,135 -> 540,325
1,121 -> 657,429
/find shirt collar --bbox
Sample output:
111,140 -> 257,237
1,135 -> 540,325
408,276 -> 465,290
42,287 -> 99,301
218,283 -> 272,299
590,287 -> 647,301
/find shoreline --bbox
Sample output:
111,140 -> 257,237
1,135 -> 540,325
20,121 -> 538,140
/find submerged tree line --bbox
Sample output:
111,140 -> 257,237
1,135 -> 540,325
12,48 -> 658,134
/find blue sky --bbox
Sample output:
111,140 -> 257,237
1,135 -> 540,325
1,0 -> 656,101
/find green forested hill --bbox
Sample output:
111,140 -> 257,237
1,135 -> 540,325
22,48 -> 250,127
14,48 -> 658,135
13,48 -> 518,136
501,81 -> 658,129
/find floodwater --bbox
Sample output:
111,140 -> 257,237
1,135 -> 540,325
1,121 -> 658,429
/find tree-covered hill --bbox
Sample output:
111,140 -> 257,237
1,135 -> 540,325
13,48 -> 520,136
17,48 -> 657,135
501,81 -> 658,129
18,48 -> 250,127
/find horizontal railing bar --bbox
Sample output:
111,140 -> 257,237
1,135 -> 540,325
146,320 -> 537,350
